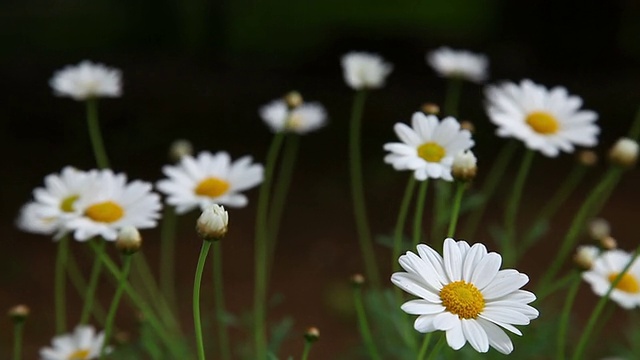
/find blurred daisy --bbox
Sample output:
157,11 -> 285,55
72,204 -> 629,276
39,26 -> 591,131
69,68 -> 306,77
582,249 -> 640,309
427,47 -> 488,83
40,325 -> 107,360
383,112 -> 474,181
17,167 -> 95,238
259,99 -> 327,134
50,60 -> 122,100
66,170 -> 162,241
341,52 -> 393,90
392,238 -> 538,354
157,151 -> 264,214
485,79 -> 599,157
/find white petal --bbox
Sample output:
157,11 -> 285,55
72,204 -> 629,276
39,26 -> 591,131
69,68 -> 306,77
462,319 -> 489,353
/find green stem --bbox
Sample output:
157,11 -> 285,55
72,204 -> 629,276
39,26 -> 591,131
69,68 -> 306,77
571,247 -> 640,360
12,321 -> 24,360
193,241 -> 212,360
431,181 -> 452,244
100,255 -> 133,359
301,341 -> 313,360
85,98 -> 110,169
213,241 -> 232,360
416,333 -> 432,360
412,180 -> 429,248
425,334 -> 446,360
556,272 -> 582,360
392,176 -> 417,271
66,248 -> 106,324
502,149 -> 535,267
464,141 -> 517,237
627,106 -> 640,140
254,132 -> 285,359
160,206 -> 179,313
447,182 -> 466,238
353,287 -> 381,360
55,235 -> 69,334
443,77 -> 463,118
536,271 -> 578,302
80,239 -> 105,324
348,90 -> 380,288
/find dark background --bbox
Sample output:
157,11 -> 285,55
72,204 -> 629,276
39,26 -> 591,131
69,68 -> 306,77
2,0 -> 640,358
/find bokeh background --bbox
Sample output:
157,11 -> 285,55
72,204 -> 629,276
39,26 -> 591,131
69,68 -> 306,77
2,0 -> 640,358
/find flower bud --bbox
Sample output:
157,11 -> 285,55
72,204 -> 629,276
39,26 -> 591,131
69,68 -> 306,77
8,304 -> 30,323
421,103 -> 440,115
169,139 -> 194,162
599,236 -> 617,250
284,91 -> 303,109
350,273 -> 365,288
460,120 -> 475,133
196,204 -> 228,241
574,245 -> 599,270
608,137 -> 638,168
116,226 -> 142,254
304,327 -> 320,343
588,218 -> 610,241
577,150 -> 598,167
452,150 -> 478,182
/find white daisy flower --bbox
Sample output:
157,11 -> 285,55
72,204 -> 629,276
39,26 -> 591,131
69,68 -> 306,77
574,245 -> 600,270
259,99 -> 327,134
485,79 -> 599,157
156,151 -> 264,214
39,325 -> 107,360
427,47 -> 489,83
383,113 -> 474,181
65,170 -> 162,241
391,238 -> 539,354
17,167 -> 95,238
341,52 -> 393,90
50,60 -> 122,100
582,249 -> 640,309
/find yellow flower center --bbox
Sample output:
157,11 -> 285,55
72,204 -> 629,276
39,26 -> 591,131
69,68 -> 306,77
85,201 -> 124,223
526,111 -> 559,134
194,177 -> 230,198
60,195 -> 79,213
439,280 -> 485,319
67,349 -> 90,360
417,142 -> 446,163
608,272 -> 640,293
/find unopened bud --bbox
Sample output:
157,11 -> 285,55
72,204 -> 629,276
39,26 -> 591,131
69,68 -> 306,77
588,218 -> 610,241
421,103 -> 440,115
600,236 -> 617,250
284,91 -> 303,109
350,273 -> 365,288
452,150 -> 478,182
577,150 -> 598,167
304,327 -> 320,343
116,226 -> 142,254
169,139 -> 194,162
573,245 -> 599,270
8,305 -> 30,323
460,120 -> 475,133
114,331 -> 131,345
608,137 -> 638,168
196,204 -> 228,241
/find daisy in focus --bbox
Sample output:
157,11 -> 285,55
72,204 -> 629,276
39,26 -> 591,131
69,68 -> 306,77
485,79 -> 599,157
39,325 -> 107,360
427,47 -> 489,83
391,238 -> 539,354
582,249 -> 640,309
383,112 -> 474,181
341,52 -> 393,90
156,151 -> 264,214
50,61 -> 122,101
259,97 -> 327,134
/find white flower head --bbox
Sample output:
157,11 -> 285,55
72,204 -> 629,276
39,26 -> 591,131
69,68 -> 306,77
260,99 -> 327,134
574,245 -> 600,270
392,238 -> 539,354
452,150 -> 478,181
50,61 -> 122,101
582,249 -> 640,309
485,79 -> 599,157
65,170 -> 162,241
427,47 -> 489,83
39,325 -> 107,360
116,225 -> 142,254
384,113 -> 474,181
157,151 -> 264,214
341,52 -> 393,90
609,137 -> 638,168
196,204 -> 229,241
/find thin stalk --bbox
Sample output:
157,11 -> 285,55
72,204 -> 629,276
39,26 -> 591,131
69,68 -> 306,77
55,235 -> 69,334
425,334 -> 446,360
464,141 -> 517,236
85,98 -> 110,169
412,180 -> 429,248
213,241 -> 231,360
80,239 -> 106,324
66,249 -> 106,324
571,247 -> 640,360
348,90 -> 380,288
254,132 -> 285,359
100,255 -> 133,359
193,241 -> 212,360
536,271 -> 578,302
134,252 -> 181,332
431,181 -> 451,244
12,321 -> 25,360
160,206 -> 179,313
502,149 -> 535,267
556,272 -> 582,360
353,287 -> 381,360
392,176 -> 417,271
301,340 -> 313,360
443,77 -> 463,118
447,182 -> 466,238
416,333 -> 432,360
